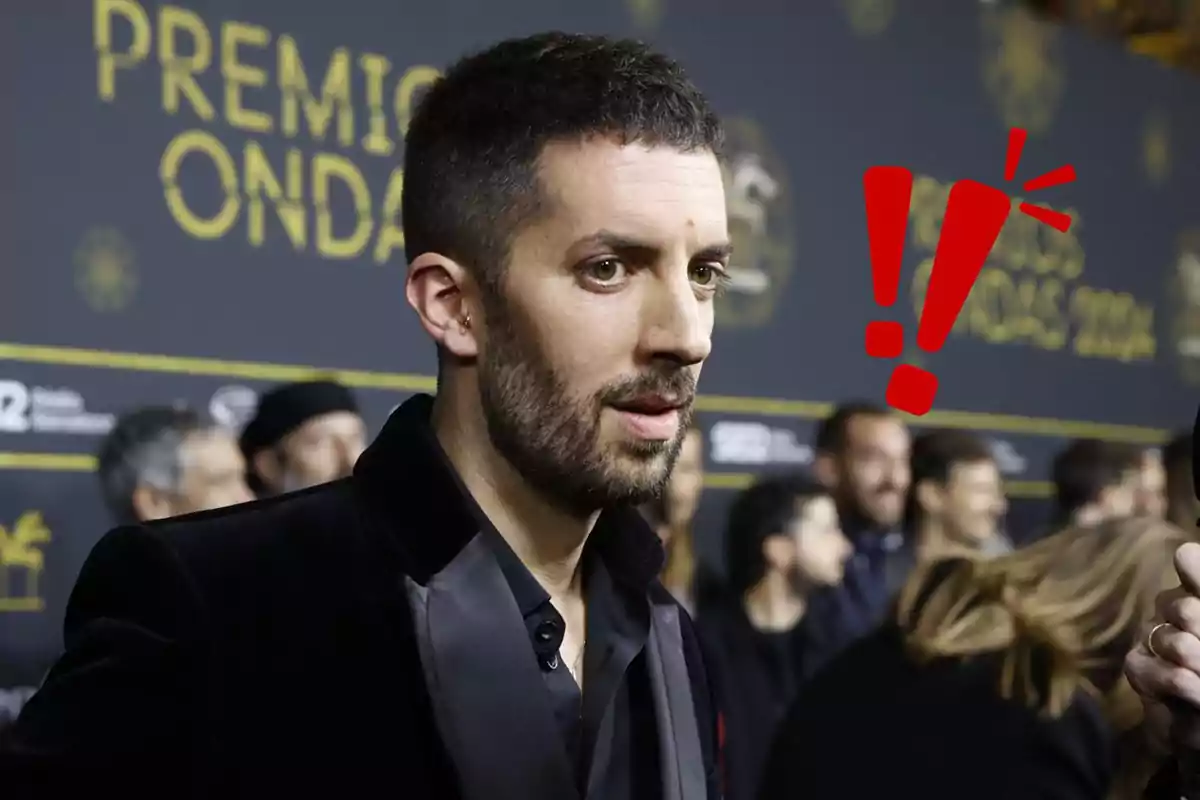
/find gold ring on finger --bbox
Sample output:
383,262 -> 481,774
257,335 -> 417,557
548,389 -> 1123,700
1147,622 -> 1172,660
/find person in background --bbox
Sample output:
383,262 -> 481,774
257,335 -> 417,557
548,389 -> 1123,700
698,474 -> 850,800
1050,439 -> 1143,528
97,406 -> 253,523
1163,431 -> 1196,531
806,401 -> 914,669
239,379 -> 367,496
642,422 -> 705,613
759,516 -> 1184,800
908,429 -> 1009,561
1135,446 -> 1168,519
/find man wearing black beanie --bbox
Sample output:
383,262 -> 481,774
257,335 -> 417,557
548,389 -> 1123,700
239,379 -> 366,496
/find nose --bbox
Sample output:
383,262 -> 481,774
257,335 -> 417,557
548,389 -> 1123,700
639,267 -> 713,366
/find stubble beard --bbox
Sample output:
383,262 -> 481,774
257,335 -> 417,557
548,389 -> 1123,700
477,293 -> 696,518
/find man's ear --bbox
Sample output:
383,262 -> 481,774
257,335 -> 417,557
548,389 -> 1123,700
914,479 -> 944,516
130,484 -> 172,522
405,253 -> 479,359
812,452 -> 838,490
253,450 -> 282,492
762,533 -> 795,573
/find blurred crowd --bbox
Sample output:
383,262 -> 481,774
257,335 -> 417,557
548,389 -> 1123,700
3,378 -> 1190,799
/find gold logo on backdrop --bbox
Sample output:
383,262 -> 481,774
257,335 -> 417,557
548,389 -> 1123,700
842,0 -> 895,37
717,118 -> 796,330
1171,229 -> 1200,384
628,0 -> 665,32
74,227 -> 138,312
1143,111 -> 1170,186
0,511 -> 51,613
982,6 -> 1064,135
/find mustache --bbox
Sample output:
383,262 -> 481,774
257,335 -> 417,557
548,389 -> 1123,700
600,368 -> 697,408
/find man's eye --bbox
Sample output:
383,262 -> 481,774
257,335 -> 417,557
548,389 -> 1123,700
584,259 -> 626,283
691,263 -> 731,291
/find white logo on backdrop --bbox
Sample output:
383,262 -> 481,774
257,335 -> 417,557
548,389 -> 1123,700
0,380 -> 114,436
709,421 -> 813,466
209,385 -> 259,432
989,438 -> 1028,476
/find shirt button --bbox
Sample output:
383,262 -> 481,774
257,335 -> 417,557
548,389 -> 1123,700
535,620 -> 559,643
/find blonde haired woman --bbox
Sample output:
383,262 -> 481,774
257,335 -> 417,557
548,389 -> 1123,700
758,517 -> 1184,800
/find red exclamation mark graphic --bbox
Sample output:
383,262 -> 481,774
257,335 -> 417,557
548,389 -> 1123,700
863,167 -> 913,362
862,128 -> 1075,416
893,182 -> 1010,414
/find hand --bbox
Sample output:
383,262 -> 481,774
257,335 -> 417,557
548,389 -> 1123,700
1125,544 -> 1200,746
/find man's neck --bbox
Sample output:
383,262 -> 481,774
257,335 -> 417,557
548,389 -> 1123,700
431,390 -> 597,598
742,572 -> 806,632
915,519 -> 977,562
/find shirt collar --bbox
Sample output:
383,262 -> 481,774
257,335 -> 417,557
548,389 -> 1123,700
353,394 -> 666,591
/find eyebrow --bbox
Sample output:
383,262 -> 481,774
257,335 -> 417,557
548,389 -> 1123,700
575,229 -> 733,262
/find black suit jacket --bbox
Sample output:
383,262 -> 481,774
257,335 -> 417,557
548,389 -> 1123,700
0,395 -> 721,800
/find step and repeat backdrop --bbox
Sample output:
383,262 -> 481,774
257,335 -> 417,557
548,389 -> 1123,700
0,0 -> 1197,684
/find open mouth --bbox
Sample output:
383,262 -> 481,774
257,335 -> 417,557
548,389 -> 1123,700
609,394 -> 686,441
610,394 -> 683,416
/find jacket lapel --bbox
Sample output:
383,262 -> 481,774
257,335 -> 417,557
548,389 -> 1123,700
404,533 -> 579,800
645,599 -> 708,800
354,395 -> 676,799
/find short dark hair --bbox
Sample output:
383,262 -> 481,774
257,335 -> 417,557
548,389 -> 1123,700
911,429 -> 995,487
1051,439 -> 1143,522
402,32 -> 723,288
724,473 -> 830,595
96,406 -> 213,525
814,401 -> 892,455
907,429 -> 997,526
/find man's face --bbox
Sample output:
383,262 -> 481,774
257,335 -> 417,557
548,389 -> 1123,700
1134,451 -> 1167,518
835,415 -> 911,528
275,411 -> 367,491
933,459 -> 1007,545
478,139 -> 729,514
786,495 -> 852,586
172,429 -> 254,515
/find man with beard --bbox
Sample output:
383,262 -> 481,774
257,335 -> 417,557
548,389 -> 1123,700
239,379 -> 366,496
806,402 -> 913,675
1,33 -> 727,800
907,430 -> 1009,561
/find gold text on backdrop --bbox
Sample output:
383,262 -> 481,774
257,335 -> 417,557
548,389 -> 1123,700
93,0 -> 441,264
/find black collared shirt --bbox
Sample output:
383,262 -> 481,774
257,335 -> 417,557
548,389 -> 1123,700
486,528 -> 656,795
412,408 -> 669,797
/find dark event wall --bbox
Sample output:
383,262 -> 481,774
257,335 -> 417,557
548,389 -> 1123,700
0,0 -> 1196,684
